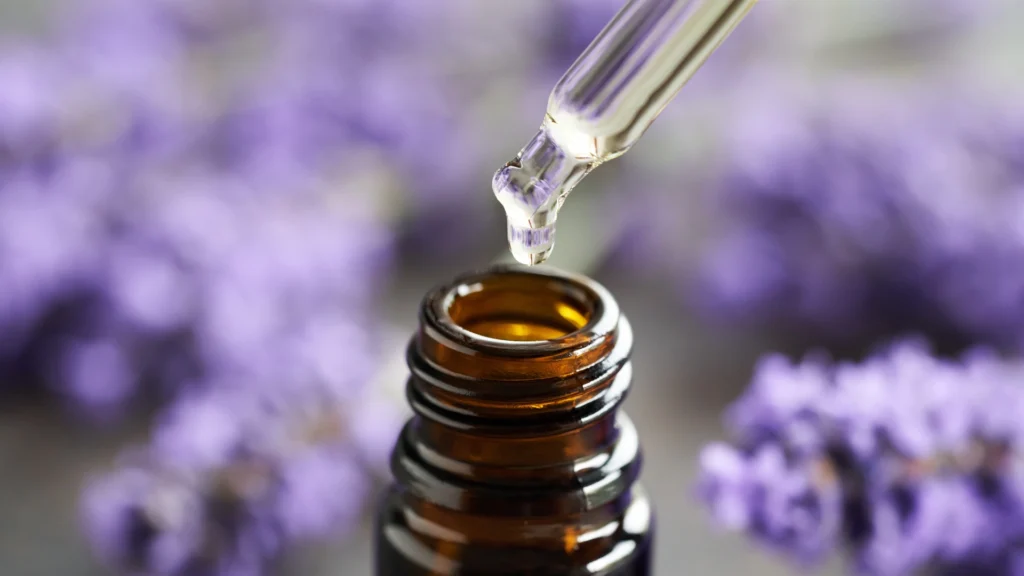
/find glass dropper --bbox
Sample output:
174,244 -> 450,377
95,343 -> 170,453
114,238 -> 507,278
493,0 -> 759,265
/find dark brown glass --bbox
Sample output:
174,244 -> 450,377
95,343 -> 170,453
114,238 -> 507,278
374,265 -> 653,575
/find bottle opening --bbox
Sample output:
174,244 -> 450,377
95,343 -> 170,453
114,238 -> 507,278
444,271 -> 594,342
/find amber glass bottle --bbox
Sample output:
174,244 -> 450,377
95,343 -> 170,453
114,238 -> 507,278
374,265 -> 652,575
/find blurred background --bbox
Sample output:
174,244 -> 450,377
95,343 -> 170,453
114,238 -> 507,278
2,0 -> 1024,574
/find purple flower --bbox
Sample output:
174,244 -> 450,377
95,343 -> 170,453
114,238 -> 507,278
692,84 -> 1024,346
699,442 -> 842,564
83,462 -> 214,575
698,339 -> 1024,575
0,48 -> 63,160
82,369 -> 386,575
53,336 -> 136,417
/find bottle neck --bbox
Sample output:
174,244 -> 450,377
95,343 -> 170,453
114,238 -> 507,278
377,266 -> 653,576
390,266 -> 640,516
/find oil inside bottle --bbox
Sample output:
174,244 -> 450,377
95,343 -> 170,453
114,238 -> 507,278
447,279 -> 589,340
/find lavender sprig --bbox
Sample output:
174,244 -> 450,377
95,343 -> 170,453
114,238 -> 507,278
699,339 -> 1024,575
81,339 -> 404,575
693,85 -> 1024,347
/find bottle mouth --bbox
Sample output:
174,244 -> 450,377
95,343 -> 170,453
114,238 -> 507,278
418,264 -> 627,386
433,265 -> 612,347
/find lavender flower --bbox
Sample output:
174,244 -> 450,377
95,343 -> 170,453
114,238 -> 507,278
700,442 -> 842,564
699,339 -> 1024,575
83,462 -> 220,575
81,340 -> 401,575
692,84 -> 1024,347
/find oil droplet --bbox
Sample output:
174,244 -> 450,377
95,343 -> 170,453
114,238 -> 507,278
507,221 -> 555,265
492,127 -> 590,266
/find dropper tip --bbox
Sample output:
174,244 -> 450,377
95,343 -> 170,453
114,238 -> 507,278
507,222 -> 556,266
510,245 -> 553,266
